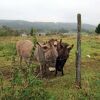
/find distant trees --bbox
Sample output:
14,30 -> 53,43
30,28 -> 37,36
0,25 -> 19,36
58,28 -> 69,33
95,24 -> 100,34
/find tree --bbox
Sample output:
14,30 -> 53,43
95,24 -> 100,34
0,25 -> 19,36
30,28 -> 37,36
58,28 -> 69,33
30,28 -> 33,36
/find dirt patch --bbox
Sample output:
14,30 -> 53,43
0,68 -> 12,79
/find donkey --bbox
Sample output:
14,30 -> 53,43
34,41 -> 58,77
16,40 -> 34,66
55,39 -> 74,76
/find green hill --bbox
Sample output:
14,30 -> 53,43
0,20 -> 96,32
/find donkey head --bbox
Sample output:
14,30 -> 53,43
57,39 -> 74,59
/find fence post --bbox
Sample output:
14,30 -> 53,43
76,14 -> 81,88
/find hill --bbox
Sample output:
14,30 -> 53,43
0,20 -> 96,32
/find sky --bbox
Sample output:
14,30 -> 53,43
0,0 -> 100,25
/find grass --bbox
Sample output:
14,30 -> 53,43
0,34 -> 100,100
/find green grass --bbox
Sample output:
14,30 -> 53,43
0,35 -> 100,100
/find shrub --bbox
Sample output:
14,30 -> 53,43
0,63 -> 55,100
95,24 -> 100,34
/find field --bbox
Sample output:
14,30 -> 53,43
0,34 -> 100,100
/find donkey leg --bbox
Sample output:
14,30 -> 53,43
61,69 -> 64,76
44,64 -> 47,77
40,64 -> 43,78
20,56 -> 22,67
25,60 -> 29,67
55,68 -> 57,76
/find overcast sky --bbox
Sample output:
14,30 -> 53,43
0,0 -> 100,25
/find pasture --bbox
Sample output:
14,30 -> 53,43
0,34 -> 100,100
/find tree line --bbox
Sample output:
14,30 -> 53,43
0,24 -> 100,36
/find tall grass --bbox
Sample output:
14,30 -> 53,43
0,35 -> 100,100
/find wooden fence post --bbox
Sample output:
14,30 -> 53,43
76,14 -> 81,88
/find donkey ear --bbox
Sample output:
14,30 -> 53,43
60,39 -> 62,43
37,42 -> 42,47
48,41 -> 52,47
71,44 -> 74,48
67,44 -> 74,50
60,39 -> 62,45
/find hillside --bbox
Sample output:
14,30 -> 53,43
0,20 -> 96,32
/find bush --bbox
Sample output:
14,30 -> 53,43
0,63 -> 55,100
0,26 -> 19,36
95,24 -> 100,34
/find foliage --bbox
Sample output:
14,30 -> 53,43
0,26 -> 19,36
30,28 -> 37,36
95,24 -> 100,34
58,28 -> 69,33
0,64 -> 54,100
